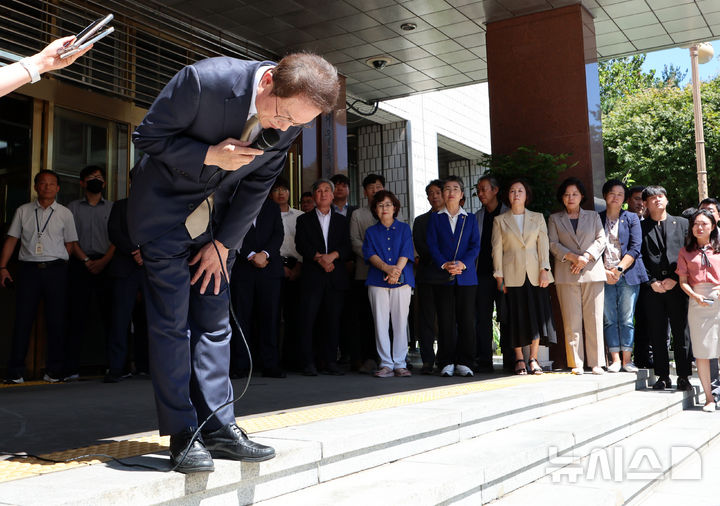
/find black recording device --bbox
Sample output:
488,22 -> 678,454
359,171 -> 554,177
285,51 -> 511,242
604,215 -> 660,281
249,129 -> 280,150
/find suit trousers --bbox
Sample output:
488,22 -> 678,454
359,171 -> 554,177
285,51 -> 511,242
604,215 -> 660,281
475,274 -> 501,368
349,280 -> 376,363
633,284 -> 654,368
368,284 -> 412,369
298,278 -> 345,368
415,282 -> 438,365
643,285 -> 691,379
7,261 -> 67,378
230,267 -> 282,373
280,276 -> 301,370
556,282 -> 606,369
66,257 -> 112,374
433,284 -> 476,368
108,268 -> 147,375
141,224 -> 236,436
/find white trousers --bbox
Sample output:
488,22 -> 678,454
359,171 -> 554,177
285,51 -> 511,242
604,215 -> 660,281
368,284 -> 412,369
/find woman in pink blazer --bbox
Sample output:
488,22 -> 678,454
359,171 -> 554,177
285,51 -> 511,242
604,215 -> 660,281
548,177 -> 607,375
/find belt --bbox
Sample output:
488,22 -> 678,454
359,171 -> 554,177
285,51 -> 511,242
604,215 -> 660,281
20,259 -> 67,269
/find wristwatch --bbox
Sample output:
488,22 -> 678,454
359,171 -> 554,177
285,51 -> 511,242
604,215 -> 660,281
82,256 -> 90,263
616,265 -> 624,273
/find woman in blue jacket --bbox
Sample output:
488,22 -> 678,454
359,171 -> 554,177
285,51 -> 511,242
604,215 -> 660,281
363,190 -> 415,378
599,179 -> 648,373
427,176 -> 481,377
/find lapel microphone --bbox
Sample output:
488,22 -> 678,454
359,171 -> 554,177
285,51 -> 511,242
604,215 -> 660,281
249,129 -> 280,150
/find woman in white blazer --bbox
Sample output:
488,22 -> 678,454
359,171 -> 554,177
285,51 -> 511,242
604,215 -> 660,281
492,179 -> 556,375
548,177 -> 607,375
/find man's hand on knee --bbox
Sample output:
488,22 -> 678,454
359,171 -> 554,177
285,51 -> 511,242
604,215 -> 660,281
189,240 -> 229,295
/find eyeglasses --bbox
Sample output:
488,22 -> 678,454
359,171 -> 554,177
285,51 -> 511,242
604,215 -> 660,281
275,95 -> 312,128
377,202 -> 394,208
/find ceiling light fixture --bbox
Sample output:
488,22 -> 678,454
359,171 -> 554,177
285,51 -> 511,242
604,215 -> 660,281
400,22 -> 417,31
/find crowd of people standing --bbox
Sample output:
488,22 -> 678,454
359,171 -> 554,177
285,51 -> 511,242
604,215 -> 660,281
2,168 -> 719,413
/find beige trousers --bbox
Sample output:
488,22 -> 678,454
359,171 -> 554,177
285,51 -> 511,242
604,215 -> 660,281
556,281 -> 605,368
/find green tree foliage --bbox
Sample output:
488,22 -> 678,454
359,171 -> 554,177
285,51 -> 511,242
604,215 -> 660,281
603,77 -> 720,213
599,55 -> 688,114
599,55 -> 657,115
479,147 -> 575,217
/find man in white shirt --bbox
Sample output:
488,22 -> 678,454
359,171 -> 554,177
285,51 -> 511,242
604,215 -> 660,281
0,170 -> 78,383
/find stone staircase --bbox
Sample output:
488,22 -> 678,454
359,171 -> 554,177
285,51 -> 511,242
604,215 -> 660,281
1,370 -> 716,505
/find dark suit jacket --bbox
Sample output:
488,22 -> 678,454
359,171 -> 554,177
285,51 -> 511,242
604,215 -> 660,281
235,199 -> 284,279
640,214 -> 688,284
599,209 -> 648,286
413,211 -> 447,284
295,210 -> 352,291
426,211 -> 481,286
128,57 -> 301,250
107,199 -> 141,278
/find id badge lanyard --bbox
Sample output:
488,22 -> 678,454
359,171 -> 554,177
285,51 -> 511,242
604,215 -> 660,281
34,207 -> 54,255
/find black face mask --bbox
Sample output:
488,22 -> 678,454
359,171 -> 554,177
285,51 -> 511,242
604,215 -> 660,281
86,179 -> 104,194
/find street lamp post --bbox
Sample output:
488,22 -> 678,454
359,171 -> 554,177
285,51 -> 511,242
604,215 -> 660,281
689,42 -> 714,202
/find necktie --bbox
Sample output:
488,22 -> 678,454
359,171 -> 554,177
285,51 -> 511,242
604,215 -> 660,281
185,115 -> 259,239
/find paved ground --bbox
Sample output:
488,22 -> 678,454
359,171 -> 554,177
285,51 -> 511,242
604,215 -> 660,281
0,368 -> 499,455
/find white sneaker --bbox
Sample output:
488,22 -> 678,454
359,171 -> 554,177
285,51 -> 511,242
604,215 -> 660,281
4,377 -> 24,384
441,364 -> 455,377
607,361 -> 621,373
43,373 -> 61,383
702,402 -> 716,413
622,362 -> 639,373
592,366 -> 605,375
454,365 -> 474,377
571,367 -> 584,375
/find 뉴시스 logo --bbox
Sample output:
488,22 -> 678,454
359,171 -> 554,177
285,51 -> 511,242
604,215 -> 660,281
546,445 -> 702,483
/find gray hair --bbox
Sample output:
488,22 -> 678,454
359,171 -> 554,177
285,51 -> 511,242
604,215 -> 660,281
477,174 -> 500,190
312,178 -> 335,193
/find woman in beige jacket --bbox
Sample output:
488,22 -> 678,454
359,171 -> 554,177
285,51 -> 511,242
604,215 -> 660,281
492,179 -> 556,375
548,177 -> 607,375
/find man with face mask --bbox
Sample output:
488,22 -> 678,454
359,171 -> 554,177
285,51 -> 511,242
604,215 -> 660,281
66,165 -> 115,381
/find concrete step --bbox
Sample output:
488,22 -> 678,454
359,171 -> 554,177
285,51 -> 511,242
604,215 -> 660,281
492,406 -> 720,505
0,372 -> 643,505
256,379 -> 697,505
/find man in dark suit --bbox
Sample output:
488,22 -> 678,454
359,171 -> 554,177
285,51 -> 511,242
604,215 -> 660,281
230,198 -> 285,378
640,185 -> 692,391
128,54 -> 340,473
294,179 -> 352,376
106,198 -> 148,383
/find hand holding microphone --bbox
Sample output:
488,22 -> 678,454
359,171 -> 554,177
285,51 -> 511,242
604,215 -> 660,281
204,129 -> 280,171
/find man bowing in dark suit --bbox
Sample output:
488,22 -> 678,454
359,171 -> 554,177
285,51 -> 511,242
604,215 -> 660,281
128,54 -> 340,473
640,185 -> 692,391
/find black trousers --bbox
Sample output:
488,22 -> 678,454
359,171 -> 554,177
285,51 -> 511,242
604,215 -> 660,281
298,279 -> 345,368
280,276 -> 302,370
7,261 -> 68,378
108,268 -> 148,375
433,284 -> 477,368
633,284 -> 654,368
416,282 -> 438,365
230,267 -> 282,373
643,285 -> 692,379
349,279 -> 376,363
66,257 -> 112,374
475,274 -> 500,367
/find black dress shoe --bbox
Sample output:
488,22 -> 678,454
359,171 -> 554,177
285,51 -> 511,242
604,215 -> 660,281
676,376 -> 693,392
420,363 -> 434,375
320,362 -> 344,376
302,365 -> 318,376
262,368 -> 286,378
202,423 -> 275,462
652,377 -> 672,390
169,428 -> 214,473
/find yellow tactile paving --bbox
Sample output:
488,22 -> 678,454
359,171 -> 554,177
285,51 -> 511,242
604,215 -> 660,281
0,373 -> 564,483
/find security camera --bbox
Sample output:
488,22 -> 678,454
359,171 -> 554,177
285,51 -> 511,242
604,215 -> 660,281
371,59 -> 388,70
